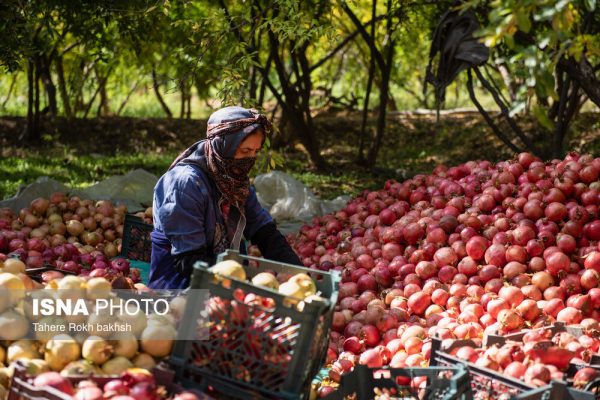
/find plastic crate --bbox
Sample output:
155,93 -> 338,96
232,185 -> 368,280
438,328 -> 600,399
7,361 -> 215,400
512,380 -> 600,400
430,337 -> 536,399
170,249 -> 341,400
484,322 -> 600,380
320,364 -> 472,400
120,214 -> 153,263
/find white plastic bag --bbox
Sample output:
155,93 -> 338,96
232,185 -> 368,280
0,177 -> 68,213
73,169 -> 158,212
254,171 -> 350,224
0,169 -> 158,213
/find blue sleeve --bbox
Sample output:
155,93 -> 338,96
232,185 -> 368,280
244,186 -> 273,239
155,171 -> 208,255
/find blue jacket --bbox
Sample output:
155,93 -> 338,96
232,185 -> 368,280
149,106 -> 302,289
149,144 -> 272,289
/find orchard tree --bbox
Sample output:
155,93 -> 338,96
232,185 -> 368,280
0,0 -> 172,139
455,0 -> 600,158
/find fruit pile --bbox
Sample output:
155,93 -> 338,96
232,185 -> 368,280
288,152 -> 600,397
0,264 -> 186,399
0,195 -> 150,282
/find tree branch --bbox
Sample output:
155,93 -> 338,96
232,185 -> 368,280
559,56 -> 600,108
483,64 -> 511,107
117,78 -> 141,116
340,0 -> 386,71
310,13 -> 389,73
552,70 -> 571,158
1,73 -> 18,110
467,69 -> 523,153
60,41 -> 82,56
473,67 -> 537,153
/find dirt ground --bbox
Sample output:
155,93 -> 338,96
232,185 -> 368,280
1,111 -> 598,170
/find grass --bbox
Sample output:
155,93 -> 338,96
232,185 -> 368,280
286,167 -> 388,200
0,149 -> 380,201
0,150 -> 175,200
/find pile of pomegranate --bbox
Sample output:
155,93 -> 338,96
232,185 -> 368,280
0,194 -> 148,282
288,152 -> 600,397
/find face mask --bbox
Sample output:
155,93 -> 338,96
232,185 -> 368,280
228,157 -> 257,178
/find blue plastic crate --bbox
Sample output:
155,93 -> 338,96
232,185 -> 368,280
129,259 -> 151,284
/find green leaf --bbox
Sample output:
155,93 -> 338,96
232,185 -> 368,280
516,12 -> 531,33
555,0 -> 569,11
525,56 -> 537,67
532,106 -> 553,131
535,6 -> 557,21
504,34 -> 515,48
538,35 -> 551,49
509,101 -> 526,117
584,0 -> 596,11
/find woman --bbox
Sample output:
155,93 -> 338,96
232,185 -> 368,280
149,106 -> 301,289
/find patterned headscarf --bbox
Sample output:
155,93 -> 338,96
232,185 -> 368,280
167,107 -> 272,252
169,106 -> 271,190
204,107 -> 271,209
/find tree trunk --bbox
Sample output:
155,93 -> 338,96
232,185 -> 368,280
280,90 -> 326,169
180,79 -> 186,119
283,105 -> 326,168
96,69 -> 110,117
33,56 -> 41,141
551,68 -> 580,159
55,56 -> 72,118
186,89 -> 192,119
271,62 -> 325,168
39,54 -> 58,117
473,67 -> 539,155
247,4 -> 260,104
266,30 -> 326,169
258,55 -> 272,107
248,66 -> 257,104
357,0 -> 377,164
551,71 -> 571,158
343,0 -> 392,167
367,60 -> 392,166
366,0 -> 395,167
84,82 -> 102,118
24,58 -> 35,141
74,62 -> 96,115
1,72 -> 18,110
358,63 -> 375,163
152,68 -> 172,118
